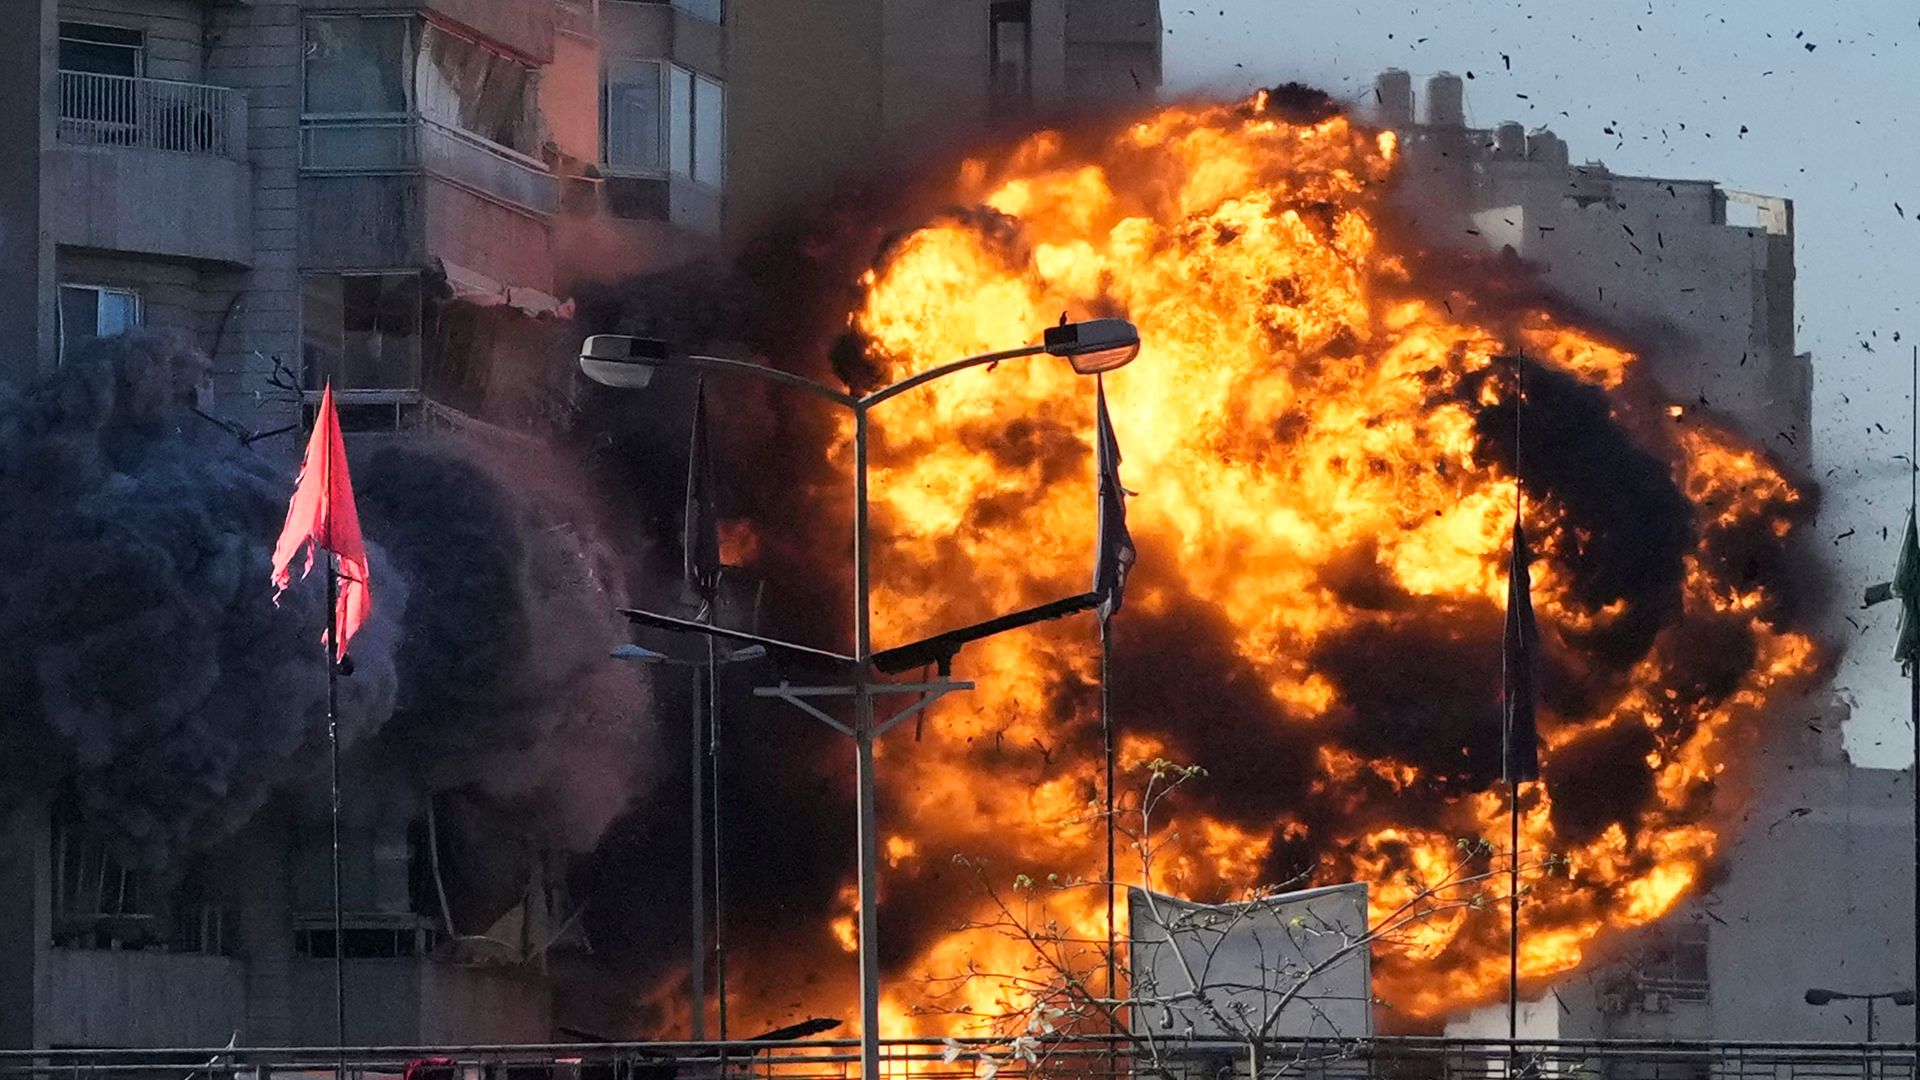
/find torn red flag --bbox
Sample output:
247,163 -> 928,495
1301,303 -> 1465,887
271,384 -> 371,660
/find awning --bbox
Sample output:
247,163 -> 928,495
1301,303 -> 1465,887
438,259 -> 574,319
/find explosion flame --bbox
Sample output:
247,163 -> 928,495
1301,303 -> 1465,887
712,91 -> 1815,1033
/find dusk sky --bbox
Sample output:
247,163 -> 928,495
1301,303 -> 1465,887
1162,1 -> 1920,765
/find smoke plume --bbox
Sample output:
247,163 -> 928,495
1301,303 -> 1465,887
0,330 -> 647,875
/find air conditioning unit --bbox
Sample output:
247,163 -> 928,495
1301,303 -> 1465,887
1643,992 -> 1674,1014
1599,993 -> 1629,1016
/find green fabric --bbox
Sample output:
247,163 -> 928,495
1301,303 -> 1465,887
1896,508 -> 1920,671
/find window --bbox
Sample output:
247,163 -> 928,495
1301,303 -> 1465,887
416,22 -> 536,154
58,284 -> 141,363
664,65 -> 724,188
989,1 -> 1032,114
50,819 -> 231,954
671,0 -> 724,23
303,15 -> 411,116
604,58 -> 664,173
58,24 -> 144,138
59,21 -> 143,77
667,65 -> 692,178
693,73 -> 724,187
301,273 -> 423,395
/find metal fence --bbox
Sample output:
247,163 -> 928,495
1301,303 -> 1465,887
57,70 -> 244,158
0,1038 -> 1912,1080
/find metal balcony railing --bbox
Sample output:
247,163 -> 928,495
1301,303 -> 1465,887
0,1037 -> 1912,1080
57,70 -> 245,158
300,116 -> 558,216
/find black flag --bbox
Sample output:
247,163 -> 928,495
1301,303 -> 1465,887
685,380 -> 721,607
1502,516 -> 1541,783
1093,376 -> 1135,620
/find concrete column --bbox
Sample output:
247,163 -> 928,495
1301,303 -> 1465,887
0,802 -> 51,1050
0,0 -> 56,378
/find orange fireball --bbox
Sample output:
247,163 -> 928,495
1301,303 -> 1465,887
720,90 -> 1815,1036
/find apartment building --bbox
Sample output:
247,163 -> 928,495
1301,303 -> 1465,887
0,0 -> 1161,1049
1370,69 -> 1811,470
0,0 -> 1160,443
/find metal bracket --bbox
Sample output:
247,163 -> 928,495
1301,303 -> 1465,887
752,679 -> 976,738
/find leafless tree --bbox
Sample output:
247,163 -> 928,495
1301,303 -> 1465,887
920,759 -> 1559,1080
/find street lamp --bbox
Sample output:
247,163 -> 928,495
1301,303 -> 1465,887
613,639 -> 764,1043
1805,987 -> 1917,1042
580,321 -> 1140,1079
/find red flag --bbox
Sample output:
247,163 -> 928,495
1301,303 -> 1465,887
271,384 -> 371,660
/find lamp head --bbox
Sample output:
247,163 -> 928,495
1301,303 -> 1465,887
1043,318 -> 1141,375
580,335 -> 670,389
609,644 -> 672,664
1805,988 -> 1842,1006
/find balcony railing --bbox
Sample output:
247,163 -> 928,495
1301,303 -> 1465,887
0,1037 -> 1913,1080
57,70 -> 245,158
300,116 -> 558,216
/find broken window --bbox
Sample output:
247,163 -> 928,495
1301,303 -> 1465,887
301,273 -> 424,396
416,22 -> 538,155
58,283 -> 140,363
50,819 -> 231,953
604,58 -> 664,173
1633,918 -> 1710,1003
989,1 -> 1033,114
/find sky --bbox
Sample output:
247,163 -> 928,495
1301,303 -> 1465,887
1161,0 -> 1920,766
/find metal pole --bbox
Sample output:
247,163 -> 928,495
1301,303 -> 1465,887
1508,354 -> 1522,1062
327,552 -> 344,1053
1869,997 -> 1878,1044
1508,780 -> 1520,1049
852,405 -> 883,1080
1101,613 -> 1118,1080
689,663 -> 706,1042
1101,614 -> 1117,1018
709,634 -> 728,1043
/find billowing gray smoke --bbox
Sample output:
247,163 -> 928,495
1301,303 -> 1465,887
0,330 -> 647,869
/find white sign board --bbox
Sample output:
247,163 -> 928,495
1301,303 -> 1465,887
1127,882 -> 1373,1042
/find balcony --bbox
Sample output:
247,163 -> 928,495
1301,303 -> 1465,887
49,71 -> 252,265
301,117 -> 559,217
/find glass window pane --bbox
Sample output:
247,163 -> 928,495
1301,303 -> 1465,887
96,291 -> 138,335
59,286 -> 97,363
59,22 -> 143,77
671,0 -> 723,24
304,16 -> 410,115
693,75 -> 724,187
605,59 -> 662,171
301,275 -> 345,391
668,65 -> 693,178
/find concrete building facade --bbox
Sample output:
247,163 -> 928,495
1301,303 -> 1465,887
1367,72 -> 1914,1044
1373,70 -> 1812,471
0,0 -> 1160,1050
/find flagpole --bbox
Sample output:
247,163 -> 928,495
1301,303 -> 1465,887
1508,357 -> 1524,1054
689,659 -> 707,1042
1910,344 -> 1917,1042
327,551 -> 345,1050
709,629 -> 729,1045
1101,611 -> 1117,1039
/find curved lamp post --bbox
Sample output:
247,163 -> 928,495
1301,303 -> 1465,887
580,320 -> 1139,1079
1805,987 -> 1917,1043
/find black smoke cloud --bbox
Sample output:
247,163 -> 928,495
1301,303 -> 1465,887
0,330 -> 647,872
